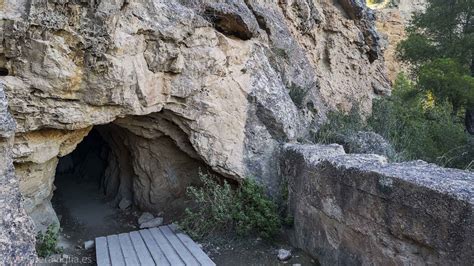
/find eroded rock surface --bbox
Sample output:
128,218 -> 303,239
0,84 -> 37,264
371,0 -> 427,81
0,0 -> 389,226
0,0 -> 391,261
282,144 -> 474,265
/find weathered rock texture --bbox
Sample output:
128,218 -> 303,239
0,1 -> 471,264
281,144 -> 474,265
0,84 -> 37,264
13,127 -> 91,231
371,0 -> 427,81
0,0 -> 390,235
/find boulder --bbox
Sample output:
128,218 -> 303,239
118,198 -> 132,210
282,144 -> 474,265
139,217 -> 164,229
277,249 -> 292,261
338,131 -> 395,158
138,212 -> 154,225
84,240 -> 94,250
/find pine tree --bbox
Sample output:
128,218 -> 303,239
397,0 -> 474,133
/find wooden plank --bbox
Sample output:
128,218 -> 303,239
138,229 -> 170,266
96,236 -> 111,266
118,233 -> 140,266
159,226 -> 199,265
96,226 -> 213,266
129,231 -> 156,266
148,228 -> 185,266
169,226 -> 216,266
107,235 -> 126,266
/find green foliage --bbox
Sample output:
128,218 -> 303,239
36,224 -> 63,258
397,0 -> 474,120
313,74 -> 474,170
232,178 -> 281,238
313,105 -> 365,145
179,172 -> 281,240
369,74 -> 473,169
397,33 -> 435,64
398,0 -> 474,66
418,59 -> 474,112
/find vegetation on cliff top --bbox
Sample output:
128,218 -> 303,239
315,73 -> 473,171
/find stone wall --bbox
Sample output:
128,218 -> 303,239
281,144 -> 473,265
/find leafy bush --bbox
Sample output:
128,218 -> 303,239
36,224 -> 63,258
178,172 -> 280,240
313,74 -> 474,171
369,74 -> 473,170
232,177 -> 281,238
313,105 -> 365,145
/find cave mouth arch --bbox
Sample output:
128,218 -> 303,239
51,126 -> 136,246
49,119 -> 208,248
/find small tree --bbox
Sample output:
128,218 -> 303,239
418,59 -> 474,115
397,0 -> 474,133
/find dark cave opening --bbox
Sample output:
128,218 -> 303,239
55,127 -> 109,187
51,126 -> 135,256
0,67 -> 9,76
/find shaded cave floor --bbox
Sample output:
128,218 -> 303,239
51,173 -> 136,264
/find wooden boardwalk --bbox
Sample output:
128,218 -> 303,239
95,225 -> 215,266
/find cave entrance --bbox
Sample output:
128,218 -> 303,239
51,126 -> 135,254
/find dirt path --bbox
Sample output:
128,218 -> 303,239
202,234 -> 318,266
51,174 -> 136,264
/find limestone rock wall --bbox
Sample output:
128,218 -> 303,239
0,0 -> 389,220
281,144 -> 473,265
371,0 -> 427,81
0,84 -> 37,263
12,127 -> 91,231
0,0 -> 391,261
98,118 -> 210,214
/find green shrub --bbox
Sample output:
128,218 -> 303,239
36,224 -> 63,258
288,85 -> 307,108
232,178 -> 281,238
178,172 -> 280,240
369,74 -> 473,169
313,73 -> 474,171
313,105 -> 365,145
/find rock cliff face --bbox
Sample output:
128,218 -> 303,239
0,84 -> 37,264
0,1 -> 472,264
371,0 -> 426,81
0,0 -> 391,260
0,0 -> 389,230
